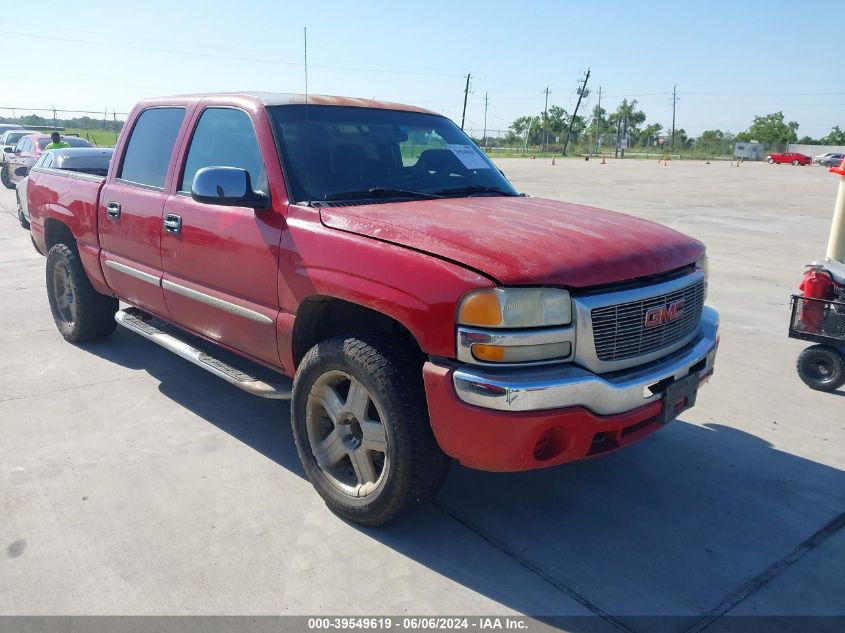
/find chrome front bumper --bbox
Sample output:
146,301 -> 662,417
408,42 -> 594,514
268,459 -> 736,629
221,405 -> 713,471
451,307 -> 719,415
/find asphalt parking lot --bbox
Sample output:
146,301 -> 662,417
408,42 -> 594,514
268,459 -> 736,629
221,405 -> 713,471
1,158 -> 843,630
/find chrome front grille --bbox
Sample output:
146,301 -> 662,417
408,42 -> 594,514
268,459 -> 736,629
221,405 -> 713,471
590,279 -> 705,362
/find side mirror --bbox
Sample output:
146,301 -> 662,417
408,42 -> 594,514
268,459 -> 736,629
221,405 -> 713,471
14,149 -> 21,155
14,166 -> 28,177
191,166 -> 269,210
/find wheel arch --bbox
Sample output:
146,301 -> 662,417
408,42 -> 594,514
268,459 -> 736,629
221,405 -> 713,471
292,295 -> 423,369
43,217 -> 77,251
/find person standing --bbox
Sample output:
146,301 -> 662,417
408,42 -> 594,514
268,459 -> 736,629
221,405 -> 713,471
43,132 -> 71,151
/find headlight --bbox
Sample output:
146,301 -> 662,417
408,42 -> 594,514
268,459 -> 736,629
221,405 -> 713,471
695,253 -> 709,298
457,288 -> 572,328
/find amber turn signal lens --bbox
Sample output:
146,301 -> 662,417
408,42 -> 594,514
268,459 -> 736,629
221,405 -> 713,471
471,344 -> 507,362
457,292 -> 503,327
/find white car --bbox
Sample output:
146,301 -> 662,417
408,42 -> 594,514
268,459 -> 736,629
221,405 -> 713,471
0,129 -> 38,167
813,152 -> 845,166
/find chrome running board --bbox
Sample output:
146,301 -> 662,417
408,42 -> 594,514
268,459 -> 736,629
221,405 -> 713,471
115,308 -> 291,400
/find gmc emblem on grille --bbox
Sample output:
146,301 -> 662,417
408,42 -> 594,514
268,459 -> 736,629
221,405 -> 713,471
644,299 -> 685,328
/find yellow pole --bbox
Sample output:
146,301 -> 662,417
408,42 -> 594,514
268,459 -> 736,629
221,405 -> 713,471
827,160 -> 845,263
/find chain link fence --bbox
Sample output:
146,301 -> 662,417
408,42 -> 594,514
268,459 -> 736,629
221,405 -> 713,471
0,106 -> 128,147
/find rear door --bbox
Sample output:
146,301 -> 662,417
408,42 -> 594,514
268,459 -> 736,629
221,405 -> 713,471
160,106 -> 284,366
99,107 -> 187,316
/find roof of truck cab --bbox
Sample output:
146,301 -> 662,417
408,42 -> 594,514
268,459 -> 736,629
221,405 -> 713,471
144,92 -> 440,115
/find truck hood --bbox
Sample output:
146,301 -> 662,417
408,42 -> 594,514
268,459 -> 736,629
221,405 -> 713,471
319,196 -> 704,288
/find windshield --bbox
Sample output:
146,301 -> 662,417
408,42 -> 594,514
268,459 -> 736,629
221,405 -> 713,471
4,132 -> 31,145
269,105 -> 518,204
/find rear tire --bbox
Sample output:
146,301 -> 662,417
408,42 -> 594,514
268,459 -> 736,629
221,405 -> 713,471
46,243 -> 118,342
797,345 -> 845,392
291,334 -> 450,526
791,159 -> 799,166
1,165 -> 13,189
16,193 -> 29,229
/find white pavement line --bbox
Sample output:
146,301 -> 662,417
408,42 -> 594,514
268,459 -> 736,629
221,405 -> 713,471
688,511 -> 845,633
433,500 -> 637,633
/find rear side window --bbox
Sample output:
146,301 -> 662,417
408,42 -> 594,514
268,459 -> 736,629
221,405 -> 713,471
180,108 -> 266,193
119,107 -> 185,188
40,153 -> 54,168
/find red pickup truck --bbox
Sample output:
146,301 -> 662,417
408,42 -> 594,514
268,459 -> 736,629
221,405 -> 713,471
26,92 -> 719,525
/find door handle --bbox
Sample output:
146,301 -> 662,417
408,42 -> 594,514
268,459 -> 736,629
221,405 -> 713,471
163,213 -> 182,234
106,202 -> 121,219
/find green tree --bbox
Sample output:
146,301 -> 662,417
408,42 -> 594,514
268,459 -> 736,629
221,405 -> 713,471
509,115 -> 543,146
640,122 -> 663,147
738,111 -> 799,144
608,99 -> 647,146
821,126 -> 845,145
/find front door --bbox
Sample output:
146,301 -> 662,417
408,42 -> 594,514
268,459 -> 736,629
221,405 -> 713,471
99,107 -> 187,317
160,106 -> 284,367
8,137 -> 34,185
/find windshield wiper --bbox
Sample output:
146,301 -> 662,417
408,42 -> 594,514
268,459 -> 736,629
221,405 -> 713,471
432,185 -> 520,197
323,187 -> 443,201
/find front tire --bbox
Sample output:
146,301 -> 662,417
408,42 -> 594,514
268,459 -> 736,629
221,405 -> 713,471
1,165 -> 13,189
797,345 -> 845,392
46,243 -> 118,342
291,335 -> 450,525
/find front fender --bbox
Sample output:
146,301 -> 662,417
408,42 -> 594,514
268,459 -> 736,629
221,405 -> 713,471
277,206 -> 493,367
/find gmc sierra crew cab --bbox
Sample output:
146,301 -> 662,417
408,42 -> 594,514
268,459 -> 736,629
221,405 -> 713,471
27,92 -> 719,525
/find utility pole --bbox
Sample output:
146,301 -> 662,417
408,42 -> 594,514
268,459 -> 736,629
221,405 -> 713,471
542,86 -> 550,155
482,92 -> 489,149
621,98 -> 628,159
563,68 -> 590,156
593,85 -> 601,156
460,73 -> 471,130
671,84 -> 678,153
615,105 -> 622,159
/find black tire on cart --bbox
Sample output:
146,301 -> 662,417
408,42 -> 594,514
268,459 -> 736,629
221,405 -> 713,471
796,345 -> 845,392
46,243 -> 118,342
1,165 -> 13,189
291,334 -> 450,526
767,156 -> 774,164
791,159 -> 800,166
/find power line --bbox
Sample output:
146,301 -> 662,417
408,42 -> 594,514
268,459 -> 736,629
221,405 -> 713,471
0,28 -> 463,79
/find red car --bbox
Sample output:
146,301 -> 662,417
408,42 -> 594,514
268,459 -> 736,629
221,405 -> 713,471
2,134 -> 91,188
26,92 -> 718,524
766,152 -> 811,166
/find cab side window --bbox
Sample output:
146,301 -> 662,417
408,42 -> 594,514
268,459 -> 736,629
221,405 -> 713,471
180,108 -> 266,194
40,153 -> 54,169
118,107 -> 186,189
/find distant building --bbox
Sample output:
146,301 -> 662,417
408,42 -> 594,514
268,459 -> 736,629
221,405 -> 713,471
734,141 -> 765,161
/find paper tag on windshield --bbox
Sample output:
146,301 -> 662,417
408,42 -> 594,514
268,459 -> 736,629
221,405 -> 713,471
448,144 -> 490,170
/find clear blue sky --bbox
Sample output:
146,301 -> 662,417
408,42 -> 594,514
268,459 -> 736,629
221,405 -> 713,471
0,0 -> 842,138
